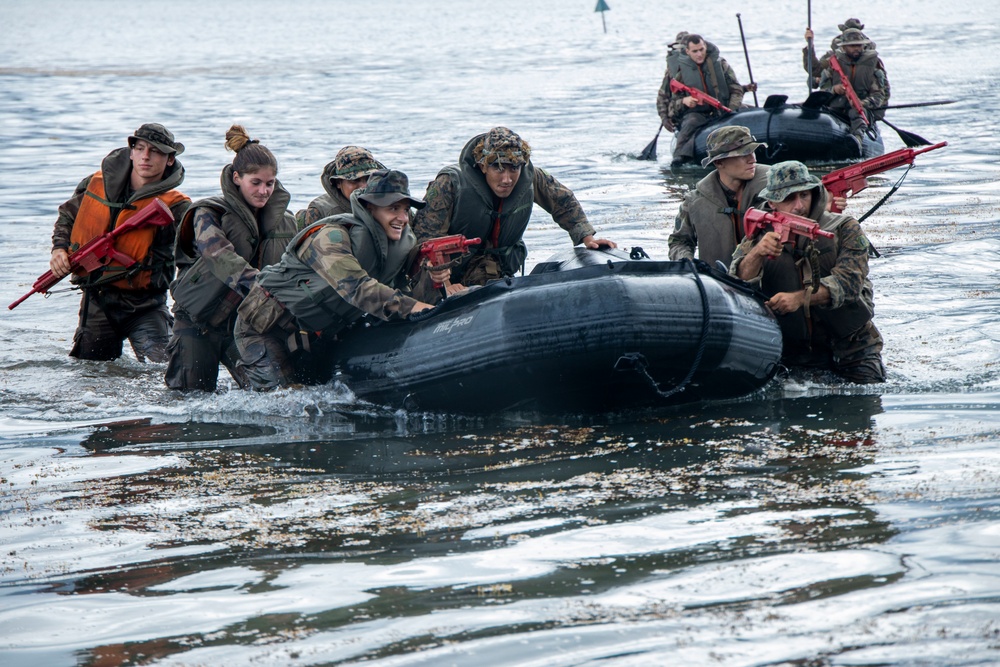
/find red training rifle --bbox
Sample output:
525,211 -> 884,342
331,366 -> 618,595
827,56 -> 869,128
8,199 -> 175,310
669,79 -> 733,114
744,208 -> 835,258
412,234 -> 481,289
822,141 -> 947,213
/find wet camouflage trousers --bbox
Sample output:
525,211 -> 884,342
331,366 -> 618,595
163,313 -> 249,391
783,319 -> 886,384
672,111 -> 714,160
233,313 -> 336,391
69,288 -> 172,363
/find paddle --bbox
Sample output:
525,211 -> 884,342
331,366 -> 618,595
806,0 -> 814,92
875,100 -> 957,111
879,118 -> 931,147
737,13 -> 758,107
637,125 -> 662,161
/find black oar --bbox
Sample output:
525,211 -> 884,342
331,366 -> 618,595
637,125 -> 663,160
874,100 -> 956,111
879,117 -> 931,147
736,13 -> 758,107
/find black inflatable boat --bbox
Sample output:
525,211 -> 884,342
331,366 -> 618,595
329,248 -> 782,413
691,93 -> 884,166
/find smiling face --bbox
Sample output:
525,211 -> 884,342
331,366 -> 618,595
479,162 -> 522,199
233,167 -> 277,210
129,139 -> 174,188
368,200 -> 412,242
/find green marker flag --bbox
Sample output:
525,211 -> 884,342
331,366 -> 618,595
595,0 -> 609,33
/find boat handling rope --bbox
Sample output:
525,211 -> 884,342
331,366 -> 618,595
614,258 -> 711,399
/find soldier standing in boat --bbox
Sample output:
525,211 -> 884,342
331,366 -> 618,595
818,28 -> 890,150
667,34 -> 751,169
413,127 -> 616,288
803,18 -> 876,89
730,161 -> 885,384
668,125 -> 769,269
233,169 -> 451,390
164,125 -> 297,391
295,146 -> 386,227
48,123 -> 190,363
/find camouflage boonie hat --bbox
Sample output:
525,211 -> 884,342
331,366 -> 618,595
838,18 -> 865,31
671,31 -> 689,46
331,146 -> 385,181
473,127 -> 532,166
128,123 -> 184,156
759,161 -> 822,202
839,28 -> 870,46
701,126 -> 767,168
357,169 -> 426,209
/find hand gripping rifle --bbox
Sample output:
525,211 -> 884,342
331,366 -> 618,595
744,208 -> 835,258
9,199 -> 175,310
827,56 -> 869,128
822,141 -> 947,213
669,79 -> 733,114
412,234 -> 481,289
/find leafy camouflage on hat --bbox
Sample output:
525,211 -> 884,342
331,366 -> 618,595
838,18 -> 865,31
839,28 -> 870,46
128,123 -> 184,155
332,146 -> 385,181
758,161 -> 822,202
473,127 -> 532,166
357,169 -> 426,209
700,125 -> 767,167
671,30 -> 689,46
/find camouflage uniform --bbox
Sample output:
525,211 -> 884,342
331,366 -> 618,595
50,124 -> 190,362
655,31 -> 689,131
668,40 -> 746,164
818,29 -> 890,141
412,127 -> 595,285
668,126 -> 769,269
235,170 -> 442,390
730,161 -> 885,383
295,146 -> 385,228
802,18 -> 879,89
164,164 -> 297,391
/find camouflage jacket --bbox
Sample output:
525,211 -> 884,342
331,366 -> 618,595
51,146 -> 189,292
668,165 -> 770,269
819,50 -> 889,111
413,133 -> 595,250
294,159 -> 352,228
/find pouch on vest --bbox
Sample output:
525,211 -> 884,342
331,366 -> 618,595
238,284 -> 291,335
170,256 -> 241,329
461,254 -> 503,286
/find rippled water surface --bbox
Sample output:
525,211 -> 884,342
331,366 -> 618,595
2,1 -> 1000,665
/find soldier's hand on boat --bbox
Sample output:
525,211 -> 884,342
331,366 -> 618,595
582,235 -> 617,250
766,290 -> 806,316
443,281 -> 467,296
50,248 -> 71,278
410,301 -> 436,314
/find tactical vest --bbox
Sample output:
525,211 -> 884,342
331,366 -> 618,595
686,168 -> 769,268
832,51 -> 883,116
676,52 -> 729,113
438,159 -> 535,275
70,171 -> 188,290
762,212 -> 873,346
257,214 -> 414,333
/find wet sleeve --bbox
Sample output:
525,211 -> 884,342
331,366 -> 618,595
192,208 -> 259,296
532,169 -> 595,244
667,196 -> 696,261
299,225 -> 420,321
819,220 -> 870,309
412,173 -> 456,243
52,174 -> 93,251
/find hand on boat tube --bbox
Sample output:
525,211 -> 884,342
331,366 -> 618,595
582,235 -> 617,250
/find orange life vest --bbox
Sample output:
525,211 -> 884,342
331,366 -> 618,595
69,171 -> 188,290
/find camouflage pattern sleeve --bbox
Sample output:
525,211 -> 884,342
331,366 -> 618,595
192,208 -> 259,296
818,219 -> 870,310
877,59 -> 891,104
728,235 -> 762,286
51,174 -> 93,251
667,196 -> 696,261
298,224 -> 420,321
412,172 -> 457,243
721,58 -> 746,109
863,66 -> 888,110
656,68 -> 675,129
532,168 -> 596,245
298,205 -> 325,229
667,73 -> 687,121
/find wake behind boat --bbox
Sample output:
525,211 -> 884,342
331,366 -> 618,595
329,248 -> 782,413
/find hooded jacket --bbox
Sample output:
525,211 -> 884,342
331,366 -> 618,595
294,160 -> 352,227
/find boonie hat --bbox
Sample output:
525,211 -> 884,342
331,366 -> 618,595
331,146 -> 385,182
701,126 -> 766,168
759,161 -> 822,202
473,127 -> 531,167
838,18 -> 865,31
671,31 -> 689,46
357,169 -> 426,209
839,28 -> 870,47
128,123 -> 184,156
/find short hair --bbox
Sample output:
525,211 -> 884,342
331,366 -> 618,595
684,34 -> 705,48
